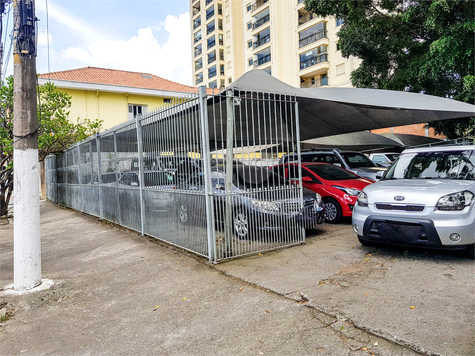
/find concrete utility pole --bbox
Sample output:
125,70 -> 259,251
13,0 -> 40,291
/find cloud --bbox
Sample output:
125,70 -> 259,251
61,13 -> 192,85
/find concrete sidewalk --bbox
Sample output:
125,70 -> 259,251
0,201 -> 472,355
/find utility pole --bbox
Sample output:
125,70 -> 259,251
13,0 -> 40,291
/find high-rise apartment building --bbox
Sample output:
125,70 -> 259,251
190,0 -> 361,89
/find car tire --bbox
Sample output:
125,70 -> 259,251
178,203 -> 190,225
358,235 -> 374,247
233,209 -> 252,240
465,244 -> 474,259
323,198 -> 342,224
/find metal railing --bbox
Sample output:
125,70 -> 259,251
251,0 -> 269,12
299,30 -> 327,48
253,35 -> 270,49
254,54 -> 271,67
46,89 -> 307,263
300,53 -> 328,70
252,14 -> 270,30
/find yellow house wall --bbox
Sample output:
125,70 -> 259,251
60,88 -> 172,131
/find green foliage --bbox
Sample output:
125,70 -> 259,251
0,77 -> 102,216
0,78 -> 103,161
304,0 -> 474,138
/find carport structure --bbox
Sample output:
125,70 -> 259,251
46,70 -> 475,263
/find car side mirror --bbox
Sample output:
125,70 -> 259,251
376,171 -> 384,180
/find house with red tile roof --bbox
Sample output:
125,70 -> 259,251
38,67 -> 200,130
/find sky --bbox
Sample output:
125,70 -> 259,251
1,0 -> 193,85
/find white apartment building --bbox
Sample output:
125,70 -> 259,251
190,0 -> 361,89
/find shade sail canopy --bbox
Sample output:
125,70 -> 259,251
228,70 -> 475,141
378,132 -> 446,147
301,131 -> 403,151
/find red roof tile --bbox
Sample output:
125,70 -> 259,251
38,67 -> 199,93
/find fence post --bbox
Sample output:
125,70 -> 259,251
198,86 -> 217,263
136,115 -> 145,236
96,133 -> 103,220
294,100 -> 305,243
224,90 -> 235,257
77,143 -> 83,212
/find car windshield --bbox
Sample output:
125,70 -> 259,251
384,149 -> 475,180
341,152 -> 376,168
306,164 -> 357,180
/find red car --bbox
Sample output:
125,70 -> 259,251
272,163 -> 374,223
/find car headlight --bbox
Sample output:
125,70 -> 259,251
332,185 -> 360,196
315,193 -> 322,204
251,199 -> 280,212
357,191 -> 368,207
436,190 -> 474,211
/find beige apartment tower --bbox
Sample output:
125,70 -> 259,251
190,0 -> 360,89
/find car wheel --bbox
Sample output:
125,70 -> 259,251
323,198 -> 342,224
234,209 -> 250,240
178,204 -> 190,225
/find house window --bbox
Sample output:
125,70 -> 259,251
194,30 -> 202,43
219,49 -> 224,61
164,98 -> 172,103
220,79 -> 225,88
208,50 -> 216,64
247,22 -> 252,30
218,19 -> 223,30
206,6 -> 215,20
207,35 -> 216,49
246,3 -> 252,12
228,77 -> 232,84
209,65 -> 217,78
220,64 -> 225,75
321,73 -> 328,86
336,18 -> 344,26
128,104 -> 148,121
218,33 -> 224,45
248,40 -> 253,48
217,4 -> 222,15
248,58 -> 253,66
209,80 -> 218,88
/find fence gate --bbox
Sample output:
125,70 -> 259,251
46,87 -> 307,262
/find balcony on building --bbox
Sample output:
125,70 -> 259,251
209,65 -> 217,79
196,72 -> 203,85
192,1 -> 201,17
195,58 -> 203,71
208,50 -> 216,64
254,48 -> 271,67
253,27 -> 270,49
300,73 -> 328,88
207,20 -> 215,35
252,8 -> 270,30
193,16 -> 201,30
251,0 -> 269,12
194,29 -> 202,43
194,43 -> 202,57
207,35 -> 216,49
299,22 -> 327,48
298,10 -> 318,26
206,6 -> 214,20
299,45 -> 329,76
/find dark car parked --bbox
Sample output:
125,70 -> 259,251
176,165 -> 325,239
280,149 -> 386,181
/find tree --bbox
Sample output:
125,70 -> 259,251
304,0 -> 474,138
0,77 -> 102,216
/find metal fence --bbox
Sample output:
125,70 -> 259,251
46,87 -> 310,262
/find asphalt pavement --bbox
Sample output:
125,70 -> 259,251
0,201 -> 473,356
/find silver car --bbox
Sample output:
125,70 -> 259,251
352,145 -> 475,258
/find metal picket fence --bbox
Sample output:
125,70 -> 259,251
46,87 -> 312,262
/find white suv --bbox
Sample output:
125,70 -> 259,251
352,145 -> 475,258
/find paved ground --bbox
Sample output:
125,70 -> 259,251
0,201 -> 473,356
